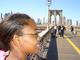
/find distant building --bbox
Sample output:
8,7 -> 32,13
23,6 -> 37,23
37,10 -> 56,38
0,13 -> 3,22
70,19 -> 72,25
4,11 -> 13,20
42,17 -> 45,24
62,16 -> 66,26
67,19 -> 72,26
76,20 -> 79,27
79,23 -> 80,27
4,13 -> 11,19
37,18 -> 41,25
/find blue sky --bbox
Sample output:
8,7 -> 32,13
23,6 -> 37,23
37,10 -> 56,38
0,0 -> 80,25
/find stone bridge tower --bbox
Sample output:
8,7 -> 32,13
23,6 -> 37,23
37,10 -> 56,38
48,10 -> 63,25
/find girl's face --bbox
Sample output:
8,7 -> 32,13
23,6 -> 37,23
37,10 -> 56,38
18,26 -> 39,54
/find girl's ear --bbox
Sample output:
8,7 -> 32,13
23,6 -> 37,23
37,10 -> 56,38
11,34 -> 20,47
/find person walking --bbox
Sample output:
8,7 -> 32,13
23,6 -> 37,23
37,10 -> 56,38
53,25 -> 57,37
58,25 -> 61,37
61,25 -> 65,37
70,26 -> 74,34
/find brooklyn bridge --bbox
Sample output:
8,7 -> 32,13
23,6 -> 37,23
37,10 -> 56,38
0,0 -> 80,60
29,10 -> 80,60
0,9 -> 80,60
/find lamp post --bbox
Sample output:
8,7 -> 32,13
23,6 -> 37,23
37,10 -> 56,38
48,0 -> 52,9
47,0 -> 52,28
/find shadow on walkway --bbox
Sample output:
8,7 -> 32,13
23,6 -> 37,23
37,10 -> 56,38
47,34 -> 58,60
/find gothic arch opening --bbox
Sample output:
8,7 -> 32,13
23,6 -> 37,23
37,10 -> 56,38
51,15 -> 55,24
48,10 -> 63,25
56,15 -> 59,26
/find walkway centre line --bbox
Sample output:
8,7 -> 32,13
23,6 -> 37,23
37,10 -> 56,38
64,35 -> 80,55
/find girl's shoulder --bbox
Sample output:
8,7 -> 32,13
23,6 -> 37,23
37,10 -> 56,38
0,50 -> 9,60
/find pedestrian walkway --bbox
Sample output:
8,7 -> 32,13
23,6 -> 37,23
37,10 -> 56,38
46,33 -> 80,60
